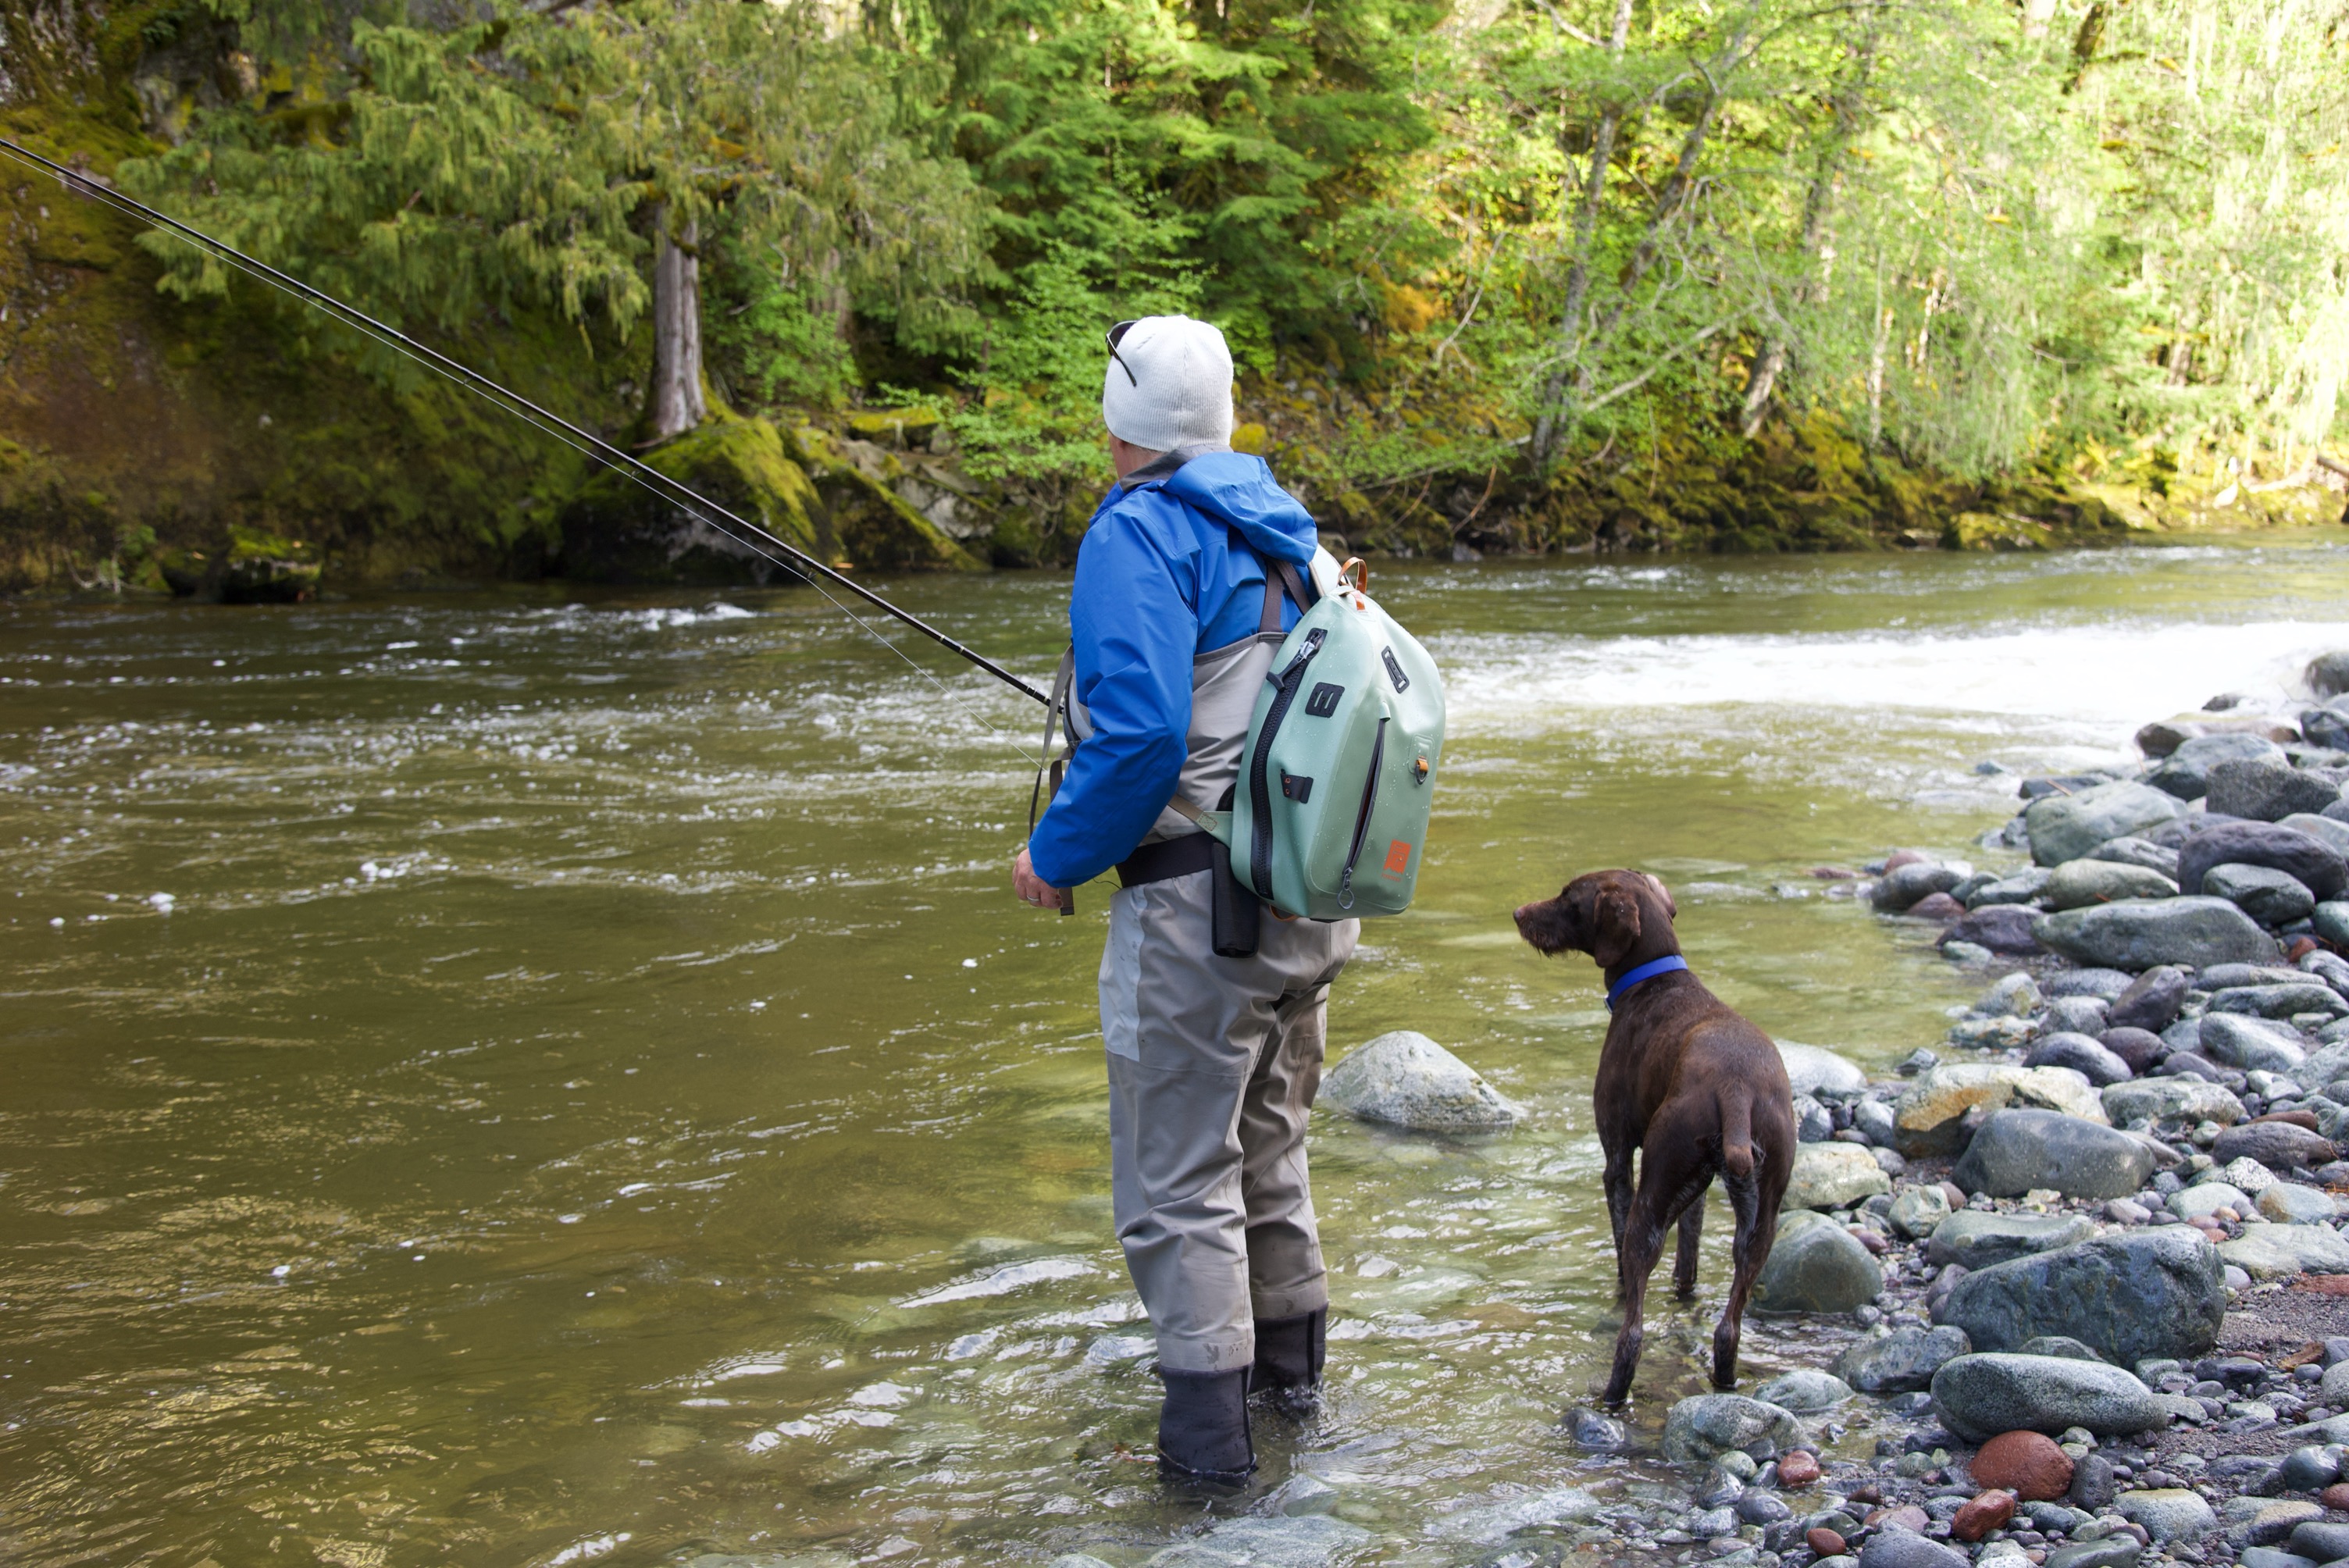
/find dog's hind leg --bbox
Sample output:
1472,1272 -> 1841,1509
1672,1192 -> 1705,1301
1713,1161 -> 1778,1389
1600,1137 -> 1636,1308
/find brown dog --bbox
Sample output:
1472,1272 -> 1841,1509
1513,870 -> 1795,1406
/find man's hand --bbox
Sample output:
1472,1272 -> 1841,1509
1012,846 -> 1067,911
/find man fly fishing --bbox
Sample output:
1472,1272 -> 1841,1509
1011,316 -> 1356,1486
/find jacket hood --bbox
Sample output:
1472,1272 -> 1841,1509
1160,452 -> 1318,565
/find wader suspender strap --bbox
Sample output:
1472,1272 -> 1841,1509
1161,559 -> 1315,833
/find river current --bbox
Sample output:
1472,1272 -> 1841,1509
5,535 -> 2349,1566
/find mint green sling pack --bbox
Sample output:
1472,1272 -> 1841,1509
1185,560 -> 1446,920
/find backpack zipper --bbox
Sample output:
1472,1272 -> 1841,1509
1247,628 -> 1326,899
1337,717 -> 1388,911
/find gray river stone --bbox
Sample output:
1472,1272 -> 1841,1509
2046,995 -> 2116,1035
1752,1367 -> 1854,1413
2312,650 -> 2349,696
1660,1393 -> 1806,1463
1777,1040 -> 1870,1097
2319,903 -> 2349,947
1784,1142 -> 1892,1210
1950,1109 -> 2158,1199
2283,813 -> 2349,860
2034,896 -> 2281,971
1321,1032 -> 1523,1131
1926,1209 -> 2098,1268
2024,1032 -> 2136,1086
2104,1072 -> 2246,1128
2110,965 -> 2191,1032
1834,1324 -> 1972,1392
2207,757 -> 2344,823
2091,836 -> 2184,878
2028,782 -> 2186,867
2205,863 -> 2320,926
1941,903 -> 2046,955
2101,1027 -> 2168,1074
2220,1224 -> 2349,1281
1148,1515 -> 1374,1568
1756,1210 -> 1882,1313
2199,1013 -> 2309,1074
2046,858 -> 2181,911
2210,982 -> 2349,1019
2118,1489 -> 2220,1545
1859,1531 -> 1970,1568
2211,1120 -> 2338,1171
1423,1488 -> 1600,1544
2150,733 -> 2289,800
1930,1351 -> 2168,1441
1935,1228 -> 2227,1364
2179,821 -> 2349,904
1876,861 -> 1963,911
1969,867 -> 2055,907
1889,1183 -> 1954,1238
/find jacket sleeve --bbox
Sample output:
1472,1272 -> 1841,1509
1025,501 -> 1198,889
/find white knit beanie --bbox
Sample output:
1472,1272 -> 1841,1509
1101,315 -> 1235,453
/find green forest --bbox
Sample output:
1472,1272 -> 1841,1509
2,0 -> 2346,587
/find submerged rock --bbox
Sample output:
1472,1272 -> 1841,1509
1934,1229 -> 2226,1365
1659,1393 -> 1806,1463
1321,1032 -> 1523,1131
1756,1211 -> 1882,1313
1147,1513 -> 1374,1567
1950,1109 -> 2158,1199
2033,896 -> 2281,971
1930,1352 -> 2167,1441
1423,1488 -> 1599,1544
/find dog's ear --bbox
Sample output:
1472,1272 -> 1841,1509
1642,872 -> 1677,919
1592,881 -> 1641,968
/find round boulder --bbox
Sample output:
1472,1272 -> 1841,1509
1935,1228 -> 2226,1366
1972,1429 -> 2076,1501
1321,1032 -> 1524,1131
1929,1352 -> 2166,1441
2178,821 -> 2347,904
2032,896 -> 2281,972
1832,1324 -> 1972,1393
2023,1032 -> 2135,1087
1659,1392 -> 1806,1463
1949,1109 -> 2158,1199
2205,861 -> 2320,926
2045,858 -> 2180,911
1755,1211 -> 1883,1314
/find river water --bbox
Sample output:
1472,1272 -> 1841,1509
5,534 -> 2349,1566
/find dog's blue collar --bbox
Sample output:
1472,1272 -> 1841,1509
1606,954 -> 1690,1012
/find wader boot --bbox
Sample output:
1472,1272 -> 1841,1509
1251,1307 -> 1325,1414
1157,1367 -> 1254,1487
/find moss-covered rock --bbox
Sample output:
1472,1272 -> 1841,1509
559,415 -> 824,584
786,426 -> 984,572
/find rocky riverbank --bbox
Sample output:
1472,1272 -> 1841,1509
1180,648 -> 2349,1568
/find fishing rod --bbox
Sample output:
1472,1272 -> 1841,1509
0,134 -> 1051,708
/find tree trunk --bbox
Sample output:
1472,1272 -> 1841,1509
1866,301 -> 1891,448
1529,0 -> 1634,470
1738,18 -> 1881,438
2022,0 -> 2058,40
648,204 -> 707,443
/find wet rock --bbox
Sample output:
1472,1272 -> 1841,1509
2149,734 -> 2290,800
2212,980 -> 2347,1018
2220,1224 -> 2349,1281
1877,862 -> 1964,911
1940,903 -> 2048,955
2116,1489 -> 2219,1544
2212,1121 -> 2339,1169
1786,1142 -> 1895,1210
2258,1182 -> 2340,1222
1808,1527 -> 1848,1557
1858,1527 -> 1969,1568
1935,1229 -> 2227,1364
1735,1491 -> 1792,1525
2047,859 -> 2181,911
1889,1184 -> 1955,1238
2207,863 -> 2322,926
1321,1032 -> 1524,1131
1927,1209 -> 2098,1267
2204,1014 -> 2312,1076
1909,892 -> 1967,920
1777,1040 -> 1870,1097
1687,1505 -> 1738,1540
2024,1033 -> 2136,1086
1753,1368 -> 1854,1413
1951,1109 -> 2158,1199
1146,1513 -> 1374,1566
1834,1325 -> 1973,1392
1777,1449 -> 1822,1487
2028,782 -> 2187,868
2179,821 -> 2349,904
1756,1211 -> 1883,1313
2111,966 -> 2192,1032
2311,652 -> 2349,697
1422,1489 -> 1598,1545
1659,1393 -> 1806,1463
1896,1065 -> 2108,1156
1974,1428 -> 2077,1499
2100,1028 -> 2168,1074
2208,757 -> 2344,823
1952,1491 -> 2017,1542
2034,896 -> 2283,971
1564,1406 -> 1624,1452
2102,1075 -> 2246,1128
1930,1352 -> 2167,1441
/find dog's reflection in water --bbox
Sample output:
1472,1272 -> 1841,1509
1516,869 -> 1797,1406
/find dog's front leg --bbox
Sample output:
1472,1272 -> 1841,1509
1673,1199 -> 1704,1301
1602,1199 -> 1665,1406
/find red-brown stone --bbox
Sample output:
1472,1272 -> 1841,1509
1847,1482 -> 1883,1506
1907,892 -> 1967,921
1970,1430 -> 2075,1502
2290,936 -> 2321,962
2321,1481 -> 2349,1510
1866,1505 -> 1931,1533
1952,1491 -> 2018,1543
1807,1527 -> 1848,1557
1884,850 -> 1930,873
1778,1450 -> 1822,1488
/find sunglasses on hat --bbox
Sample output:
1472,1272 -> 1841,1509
1107,319 -> 1139,387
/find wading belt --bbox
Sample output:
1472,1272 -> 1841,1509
1113,558 -> 1311,892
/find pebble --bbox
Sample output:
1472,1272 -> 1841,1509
1809,1527 -> 1848,1556
1859,1527 -> 1969,1568
1777,1449 -> 1822,1487
1952,1490 -> 2017,1541
1973,1428 -> 2077,1499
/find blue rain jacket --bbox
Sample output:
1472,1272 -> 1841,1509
1027,452 -> 1320,889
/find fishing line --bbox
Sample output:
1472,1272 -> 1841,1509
0,137 -> 1053,767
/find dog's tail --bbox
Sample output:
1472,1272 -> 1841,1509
1717,1089 -> 1756,1180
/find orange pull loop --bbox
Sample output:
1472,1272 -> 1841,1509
1338,557 -> 1368,607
